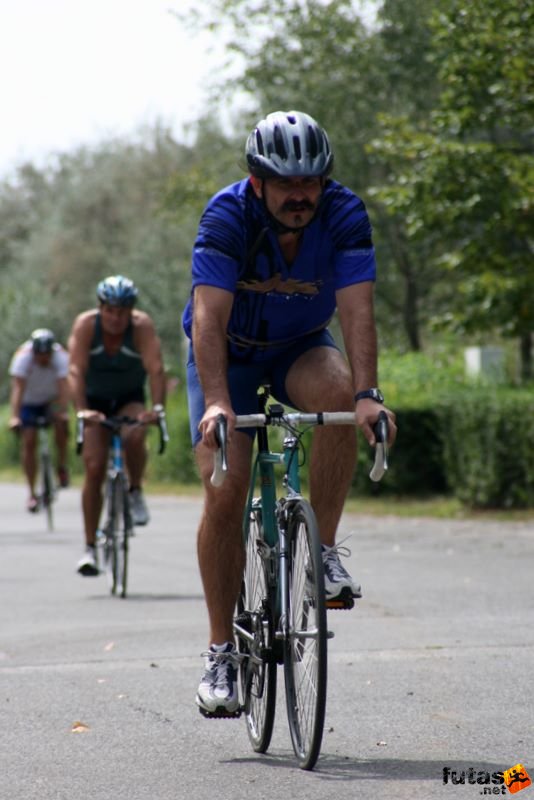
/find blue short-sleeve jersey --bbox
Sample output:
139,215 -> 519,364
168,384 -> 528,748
182,178 -> 376,361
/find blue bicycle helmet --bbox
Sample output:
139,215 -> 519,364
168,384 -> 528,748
96,275 -> 138,308
246,110 -> 333,179
31,328 -> 55,354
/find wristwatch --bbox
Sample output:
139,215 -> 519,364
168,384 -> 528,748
354,388 -> 384,404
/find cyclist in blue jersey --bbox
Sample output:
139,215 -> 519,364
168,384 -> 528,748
68,276 -> 166,576
183,110 -> 397,717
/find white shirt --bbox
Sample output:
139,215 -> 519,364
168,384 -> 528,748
9,342 -> 69,405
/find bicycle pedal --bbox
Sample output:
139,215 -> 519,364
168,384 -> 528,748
326,588 -> 357,610
198,706 -> 242,720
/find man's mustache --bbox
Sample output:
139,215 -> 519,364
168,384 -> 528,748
281,199 -> 315,212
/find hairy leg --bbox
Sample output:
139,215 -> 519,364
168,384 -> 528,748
121,401 -> 147,488
81,426 -> 109,545
285,346 -> 356,546
195,432 -> 253,644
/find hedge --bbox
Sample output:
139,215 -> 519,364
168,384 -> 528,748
352,388 -> 534,509
1,385 -> 533,509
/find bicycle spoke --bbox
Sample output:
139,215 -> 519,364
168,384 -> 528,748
235,506 -> 276,752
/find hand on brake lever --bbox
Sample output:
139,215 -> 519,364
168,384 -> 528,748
199,403 -> 235,450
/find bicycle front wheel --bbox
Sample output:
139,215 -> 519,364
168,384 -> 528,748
103,474 -> 131,596
40,451 -> 54,532
102,476 -> 120,595
117,480 -> 133,598
235,504 -> 277,753
283,499 -> 327,770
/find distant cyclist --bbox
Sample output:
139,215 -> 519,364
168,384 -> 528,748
9,329 -> 70,512
68,275 -> 166,576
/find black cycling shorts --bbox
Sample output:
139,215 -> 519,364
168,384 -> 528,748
86,388 -> 145,417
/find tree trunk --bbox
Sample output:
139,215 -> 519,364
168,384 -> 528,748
520,332 -> 532,382
403,274 -> 421,351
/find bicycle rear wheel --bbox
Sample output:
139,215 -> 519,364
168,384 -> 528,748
40,451 -> 54,532
283,499 -> 327,770
235,504 -> 277,753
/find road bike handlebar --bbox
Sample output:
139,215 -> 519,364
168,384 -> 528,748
76,413 -> 169,455
210,409 -> 389,487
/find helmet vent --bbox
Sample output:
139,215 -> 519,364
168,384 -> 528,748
255,130 -> 265,155
293,136 -> 302,160
273,125 -> 287,159
307,126 -> 319,158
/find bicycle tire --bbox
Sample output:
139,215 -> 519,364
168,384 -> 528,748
117,477 -> 133,598
103,475 -> 121,595
283,499 -> 327,770
40,451 -> 54,532
236,505 -> 277,753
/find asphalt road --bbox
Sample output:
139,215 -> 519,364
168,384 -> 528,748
1,480 -> 533,800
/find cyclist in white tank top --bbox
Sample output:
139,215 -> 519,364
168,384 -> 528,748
9,329 -> 70,512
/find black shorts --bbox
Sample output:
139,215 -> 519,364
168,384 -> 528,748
86,388 -> 145,417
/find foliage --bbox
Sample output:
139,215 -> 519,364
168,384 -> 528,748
162,116 -> 245,223
353,406 -> 447,498
353,348 -> 534,507
146,389 -> 198,485
438,389 -> 534,508
368,0 -> 534,371
0,125 -> 201,401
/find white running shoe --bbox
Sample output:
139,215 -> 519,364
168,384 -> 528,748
129,488 -> 149,526
322,541 -> 362,600
77,545 -> 99,577
196,642 -> 240,718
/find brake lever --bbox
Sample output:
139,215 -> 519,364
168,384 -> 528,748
75,415 -> 85,455
157,412 -> 170,454
370,410 -> 389,482
211,413 -> 228,487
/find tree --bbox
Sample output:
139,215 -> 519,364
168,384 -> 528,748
369,0 -> 534,377
0,125 -> 198,396
175,0 -> 445,351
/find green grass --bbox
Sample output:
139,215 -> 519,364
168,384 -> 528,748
343,494 -> 534,521
3,468 -> 533,521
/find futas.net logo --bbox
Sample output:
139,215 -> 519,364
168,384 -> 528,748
442,764 -> 532,795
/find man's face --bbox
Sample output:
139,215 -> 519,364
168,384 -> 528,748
251,175 -> 323,230
100,303 -> 132,335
